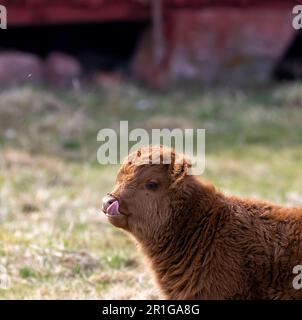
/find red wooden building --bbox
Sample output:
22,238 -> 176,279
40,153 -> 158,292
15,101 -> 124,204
2,0 -> 301,86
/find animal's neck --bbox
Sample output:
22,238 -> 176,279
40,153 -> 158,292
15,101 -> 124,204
138,180 -> 229,299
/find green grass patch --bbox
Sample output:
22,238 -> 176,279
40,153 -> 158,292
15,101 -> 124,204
19,267 -> 37,279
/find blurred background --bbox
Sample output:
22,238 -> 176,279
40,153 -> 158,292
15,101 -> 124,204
0,0 -> 302,299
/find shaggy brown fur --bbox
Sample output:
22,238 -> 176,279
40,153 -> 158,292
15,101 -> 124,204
102,145 -> 302,299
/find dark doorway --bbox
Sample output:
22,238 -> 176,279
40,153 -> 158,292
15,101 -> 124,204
274,31 -> 302,80
0,21 -> 149,75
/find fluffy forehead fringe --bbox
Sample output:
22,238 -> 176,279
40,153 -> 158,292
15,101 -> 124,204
122,145 -> 191,167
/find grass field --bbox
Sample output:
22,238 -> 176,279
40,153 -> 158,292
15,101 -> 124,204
0,83 -> 302,299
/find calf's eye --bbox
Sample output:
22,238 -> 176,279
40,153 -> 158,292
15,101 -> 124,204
145,181 -> 158,191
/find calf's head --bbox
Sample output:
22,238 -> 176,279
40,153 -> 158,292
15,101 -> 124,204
102,146 -> 194,239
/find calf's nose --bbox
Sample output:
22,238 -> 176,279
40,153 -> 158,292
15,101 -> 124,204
102,195 -> 117,213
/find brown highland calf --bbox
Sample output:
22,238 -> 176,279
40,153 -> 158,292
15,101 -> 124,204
102,145 -> 302,299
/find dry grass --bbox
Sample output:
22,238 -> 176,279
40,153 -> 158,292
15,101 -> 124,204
0,83 -> 302,299
0,147 -> 160,299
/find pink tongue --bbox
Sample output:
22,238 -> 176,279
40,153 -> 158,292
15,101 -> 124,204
107,200 -> 120,215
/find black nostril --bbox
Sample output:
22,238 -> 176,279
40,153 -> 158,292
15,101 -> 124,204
102,195 -> 117,212
108,198 -> 115,205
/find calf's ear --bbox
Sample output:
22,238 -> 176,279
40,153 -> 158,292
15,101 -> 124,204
169,157 -> 192,181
